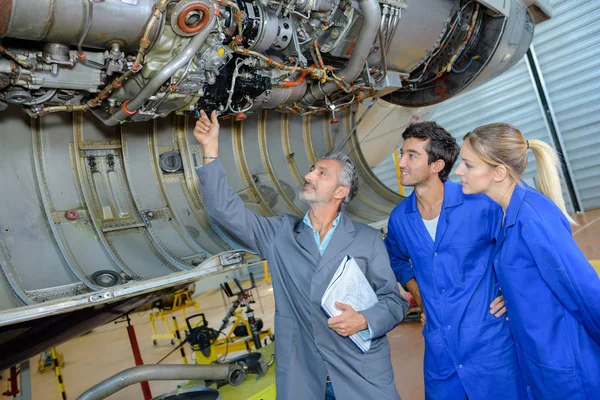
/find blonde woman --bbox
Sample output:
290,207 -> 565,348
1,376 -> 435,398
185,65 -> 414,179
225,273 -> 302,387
455,123 -> 600,399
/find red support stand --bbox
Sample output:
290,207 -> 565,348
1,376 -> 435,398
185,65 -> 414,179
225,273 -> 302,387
2,366 -> 19,396
125,316 -> 152,400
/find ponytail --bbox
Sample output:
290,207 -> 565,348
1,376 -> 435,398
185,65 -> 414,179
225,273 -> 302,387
528,139 -> 576,225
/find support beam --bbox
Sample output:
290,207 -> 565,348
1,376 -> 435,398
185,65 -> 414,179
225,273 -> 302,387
525,46 -> 582,212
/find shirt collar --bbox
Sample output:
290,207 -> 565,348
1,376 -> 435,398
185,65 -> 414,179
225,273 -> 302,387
405,180 -> 464,213
303,211 -> 341,230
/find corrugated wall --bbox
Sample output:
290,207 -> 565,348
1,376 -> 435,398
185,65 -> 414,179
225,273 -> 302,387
374,0 -> 600,212
533,0 -> 600,210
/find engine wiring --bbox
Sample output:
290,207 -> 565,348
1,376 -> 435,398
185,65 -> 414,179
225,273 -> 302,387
402,0 -> 479,86
1,0 -> 382,117
0,0 -> 488,121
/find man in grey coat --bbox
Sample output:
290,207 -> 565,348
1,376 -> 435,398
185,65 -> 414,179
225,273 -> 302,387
194,110 -> 408,400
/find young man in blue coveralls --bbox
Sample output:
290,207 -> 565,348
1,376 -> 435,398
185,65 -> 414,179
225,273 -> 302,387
384,122 -> 524,400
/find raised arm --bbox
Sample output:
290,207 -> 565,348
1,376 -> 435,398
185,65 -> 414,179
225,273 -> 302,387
194,110 -> 283,256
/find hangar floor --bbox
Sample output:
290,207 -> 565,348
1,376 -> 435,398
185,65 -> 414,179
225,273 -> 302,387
1,209 -> 599,400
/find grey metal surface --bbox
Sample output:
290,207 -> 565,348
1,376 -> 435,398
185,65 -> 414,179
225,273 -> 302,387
19,50 -> 106,91
0,251 -> 261,329
31,116 -> 99,290
2,0 -> 155,51
0,105 -> 402,321
0,112 -> 79,293
467,0 -> 535,92
379,0 -> 456,72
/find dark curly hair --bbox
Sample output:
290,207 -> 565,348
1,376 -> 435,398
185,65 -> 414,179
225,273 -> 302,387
402,121 -> 459,182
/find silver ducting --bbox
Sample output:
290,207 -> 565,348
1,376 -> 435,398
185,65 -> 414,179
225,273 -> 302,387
301,0 -> 381,104
1,0 -> 537,122
77,364 -> 243,400
0,0 -> 156,51
91,2 -> 216,125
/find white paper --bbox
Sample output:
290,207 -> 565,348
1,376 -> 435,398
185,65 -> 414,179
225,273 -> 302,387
321,255 -> 378,352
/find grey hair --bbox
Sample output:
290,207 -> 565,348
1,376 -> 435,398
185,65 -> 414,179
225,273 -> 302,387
319,151 -> 359,209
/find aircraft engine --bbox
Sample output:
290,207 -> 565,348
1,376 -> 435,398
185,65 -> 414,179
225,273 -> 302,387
0,0 -> 533,123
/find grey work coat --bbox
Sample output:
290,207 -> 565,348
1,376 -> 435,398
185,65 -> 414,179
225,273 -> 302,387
197,159 -> 408,400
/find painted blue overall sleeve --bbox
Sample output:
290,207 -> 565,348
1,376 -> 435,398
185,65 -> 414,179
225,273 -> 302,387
384,216 -> 414,289
522,217 -> 600,344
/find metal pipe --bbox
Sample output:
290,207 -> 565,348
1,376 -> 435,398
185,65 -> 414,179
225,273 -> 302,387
374,28 -> 387,83
77,0 -> 94,57
219,0 -> 244,49
386,8 -> 396,51
96,10 -> 216,126
124,15 -> 215,112
379,8 -> 389,48
76,364 -> 244,400
146,57 -> 194,112
301,0 -> 381,104
42,104 -> 89,114
389,8 -> 401,49
0,47 -> 33,69
0,59 -> 12,74
23,89 -> 57,106
132,0 -> 170,70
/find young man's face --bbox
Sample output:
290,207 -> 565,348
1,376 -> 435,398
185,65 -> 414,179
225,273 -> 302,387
398,138 -> 437,187
300,159 -> 346,206
455,143 -> 495,194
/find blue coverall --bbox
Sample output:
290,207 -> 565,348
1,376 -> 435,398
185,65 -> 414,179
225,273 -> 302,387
492,182 -> 600,399
385,181 -> 524,400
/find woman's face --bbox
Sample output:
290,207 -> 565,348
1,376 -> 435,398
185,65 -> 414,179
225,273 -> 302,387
455,143 -> 496,195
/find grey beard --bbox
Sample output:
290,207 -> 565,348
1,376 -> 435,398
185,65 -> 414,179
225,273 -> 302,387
299,189 -> 327,205
299,190 -> 317,204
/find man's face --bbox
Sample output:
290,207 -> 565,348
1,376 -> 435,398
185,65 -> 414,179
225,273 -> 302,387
299,159 -> 344,206
398,138 -> 435,187
455,143 -> 495,195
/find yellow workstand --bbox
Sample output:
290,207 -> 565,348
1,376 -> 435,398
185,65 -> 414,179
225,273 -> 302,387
216,342 -> 277,400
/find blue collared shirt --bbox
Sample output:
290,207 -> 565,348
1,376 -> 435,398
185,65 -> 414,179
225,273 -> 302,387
303,212 -> 372,340
302,212 -> 342,255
